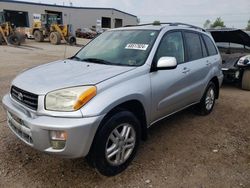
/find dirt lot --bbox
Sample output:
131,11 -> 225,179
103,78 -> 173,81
0,40 -> 249,188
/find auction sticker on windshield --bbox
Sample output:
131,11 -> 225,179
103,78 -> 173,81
125,43 -> 149,51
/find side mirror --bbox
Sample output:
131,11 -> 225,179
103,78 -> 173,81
157,57 -> 177,70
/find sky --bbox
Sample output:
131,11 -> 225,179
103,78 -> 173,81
15,0 -> 250,28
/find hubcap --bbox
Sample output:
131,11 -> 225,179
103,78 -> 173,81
105,123 -> 136,166
205,87 -> 215,110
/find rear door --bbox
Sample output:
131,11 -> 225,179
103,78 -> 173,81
202,34 -> 221,72
182,31 -> 211,102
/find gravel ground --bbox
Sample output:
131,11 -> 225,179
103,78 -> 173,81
0,39 -> 249,188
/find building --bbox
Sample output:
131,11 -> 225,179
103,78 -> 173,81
0,0 -> 138,32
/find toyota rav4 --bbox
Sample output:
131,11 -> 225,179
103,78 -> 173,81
2,23 -> 223,176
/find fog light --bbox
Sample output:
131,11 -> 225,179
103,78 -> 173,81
50,131 -> 67,150
235,71 -> 240,79
51,140 -> 66,150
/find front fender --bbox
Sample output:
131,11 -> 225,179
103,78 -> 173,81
80,72 -> 151,125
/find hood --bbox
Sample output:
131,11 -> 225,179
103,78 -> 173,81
221,53 -> 244,69
12,60 -> 136,95
208,28 -> 250,47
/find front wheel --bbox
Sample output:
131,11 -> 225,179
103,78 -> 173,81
49,32 -> 61,45
195,82 -> 216,115
87,110 -> 141,176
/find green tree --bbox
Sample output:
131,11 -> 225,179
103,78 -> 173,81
153,20 -> 161,25
211,17 -> 226,28
246,19 -> 250,31
203,19 -> 211,29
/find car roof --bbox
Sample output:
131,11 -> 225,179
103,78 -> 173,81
110,22 -> 206,33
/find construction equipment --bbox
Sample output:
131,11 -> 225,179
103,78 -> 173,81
0,12 -> 24,45
31,14 -> 76,45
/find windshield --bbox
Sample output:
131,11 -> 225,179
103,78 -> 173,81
74,30 -> 159,66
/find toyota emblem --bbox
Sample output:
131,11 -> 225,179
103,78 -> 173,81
17,92 -> 23,101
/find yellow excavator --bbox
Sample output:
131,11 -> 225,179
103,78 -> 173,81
31,14 -> 76,45
0,12 -> 24,45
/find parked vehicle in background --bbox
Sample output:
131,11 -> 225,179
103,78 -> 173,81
0,11 -> 25,45
75,28 -> 97,39
16,27 -> 34,39
208,28 -> 250,90
31,13 -> 76,45
2,23 -> 223,176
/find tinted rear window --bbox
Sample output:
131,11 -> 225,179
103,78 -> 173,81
203,35 -> 218,56
184,32 -> 203,61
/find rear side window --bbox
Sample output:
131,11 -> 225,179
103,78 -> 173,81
155,32 -> 185,64
203,35 -> 218,56
184,32 -> 203,61
200,36 -> 208,57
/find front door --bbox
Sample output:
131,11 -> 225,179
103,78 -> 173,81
150,31 -> 194,122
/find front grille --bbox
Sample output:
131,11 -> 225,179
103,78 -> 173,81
11,86 -> 38,110
7,112 -> 33,145
9,119 -> 33,144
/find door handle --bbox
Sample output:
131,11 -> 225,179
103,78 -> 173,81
182,67 -> 190,73
206,60 -> 212,66
206,61 -> 212,66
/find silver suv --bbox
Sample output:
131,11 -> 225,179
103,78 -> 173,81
2,23 -> 223,176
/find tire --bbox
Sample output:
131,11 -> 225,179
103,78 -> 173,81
15,32 -> 25,43
49,32 -> 61,45
7,33 -> 21,45
195,82 -> 216,115
87,110 -> 141,176
34,30 -> 44,42
241,70 -> 250,91
68,36 -> 76,45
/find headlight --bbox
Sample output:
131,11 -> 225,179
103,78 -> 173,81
237,55 -> 250,66
45,86 -> 96,111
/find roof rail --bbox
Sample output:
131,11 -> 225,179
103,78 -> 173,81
125,22 -> 206,32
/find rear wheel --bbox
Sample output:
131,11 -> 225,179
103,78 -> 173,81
241,70 -> 250,91
195,82 -> 216,115
7,33 -> 21,45
34,30 -> 44,42
49,32 -> 61,45
68,36 -> 76,45
87,110 -> 141,176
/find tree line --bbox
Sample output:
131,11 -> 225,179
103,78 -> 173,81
151,18 -> 250,30
203,17 -> 250,30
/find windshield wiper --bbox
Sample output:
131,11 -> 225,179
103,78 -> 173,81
70,56 -> 82,61
81,58 -> 113,65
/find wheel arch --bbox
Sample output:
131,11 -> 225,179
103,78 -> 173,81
32,28 -> 39,35
97,100 -> 148,141
210,76 -> 220,99
89,99 -> 148,146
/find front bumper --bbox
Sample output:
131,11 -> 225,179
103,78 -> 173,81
2,94 -> 105,158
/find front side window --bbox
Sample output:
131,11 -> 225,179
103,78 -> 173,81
155,32 -> 185,64
203,35 -> 218,56
74,30 -> 159,66
184,32 -> 203,61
